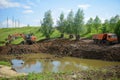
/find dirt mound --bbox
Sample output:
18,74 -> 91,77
0,39 -> 120,61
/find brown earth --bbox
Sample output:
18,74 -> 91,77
0,65 -> 26,78
0,39 -> 120,61
1,65 -> 120,79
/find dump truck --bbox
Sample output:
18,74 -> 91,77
6,33 -> 37,45
92,33 -> 118,45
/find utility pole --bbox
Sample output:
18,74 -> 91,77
12,16 -> 14,27
7,17 -> 8,28
15,19 -> 16,27
18,20 -> 20,27
0,22 -> 2,27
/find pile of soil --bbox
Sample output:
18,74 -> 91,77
0,39 -> 120,61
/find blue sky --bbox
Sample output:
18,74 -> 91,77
0,0 -> 120,27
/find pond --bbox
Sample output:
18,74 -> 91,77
11,53 -> 120,73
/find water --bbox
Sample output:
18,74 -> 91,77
11,53 -> 120,73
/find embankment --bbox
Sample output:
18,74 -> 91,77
0,39 -> 120,61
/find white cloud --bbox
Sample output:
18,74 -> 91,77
101,18 -> 105,23
58,8 -> 72,17
78,4 -> 91,10
2,19 -> 13,27
26,0 -> 35,6
0,0 -> 20,9
0,19 -> 26,28
0,0 -> 34,12
52,17 -> 58,26
67,9 -> 72,13
23,10 -> 34,14
32,19 -> 41,26
23,5 -> 31,9
59,8 -> 71,13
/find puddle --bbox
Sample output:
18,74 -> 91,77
11,54 -> 120,73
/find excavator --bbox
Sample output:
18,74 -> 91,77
5,33 -> 37,45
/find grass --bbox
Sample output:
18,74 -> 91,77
0,27 -> 40,46
0,27 -> 95,46
0,27 -> 72,46
0,27 -> 62,46
0,69 -> 119,80
0,61 -> 11,66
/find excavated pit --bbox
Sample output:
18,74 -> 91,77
0,39 -> 120,61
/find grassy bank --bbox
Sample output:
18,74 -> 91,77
0,61 -> 11,66
0,68 -> 119,80
0,27 -> 94,46
0,27 -> 62,46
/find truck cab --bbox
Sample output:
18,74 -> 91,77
106,33 -> 118,43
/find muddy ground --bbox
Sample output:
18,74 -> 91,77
0,65 -> 120,80
0,39 -> 120,61
0,65 -> 26,78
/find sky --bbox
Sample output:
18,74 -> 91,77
0,0 -> 120,28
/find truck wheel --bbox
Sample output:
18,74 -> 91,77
105,41 -> 110,45
93,39 -> 95,43
96,40 -> 100,44
5,42 -> 9,46
98,40 -> 101,44
21,41 -> 25,45
95,39 -> 98,44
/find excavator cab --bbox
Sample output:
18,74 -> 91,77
24,33 -> 36,44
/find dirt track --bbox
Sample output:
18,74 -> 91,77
0,39 -> 120,61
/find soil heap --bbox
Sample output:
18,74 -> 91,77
0,39 -> 120,61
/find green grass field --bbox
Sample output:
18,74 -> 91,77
0,27 -> 62,46
0,27 -> 93,46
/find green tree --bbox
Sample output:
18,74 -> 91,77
65,10 -> 75,39
86,18 -> 94,33
93,16 -> 101,33
101,19 -> 109,33
114,15 -> 120,22
40,10 -> 54,39
114,20 -> 120,43
74,9 -> 84,40
57,12 -> 65,38
110,15 -> 120,32
66,10 -> 74,35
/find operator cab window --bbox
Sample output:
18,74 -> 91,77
111,35 -> 117,38
108,35 -> 117,38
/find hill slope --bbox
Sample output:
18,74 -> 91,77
0,27 -> 61,46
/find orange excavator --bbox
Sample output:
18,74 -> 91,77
92,33 -> 118,45
6,33 -> 37,45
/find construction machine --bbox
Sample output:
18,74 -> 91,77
5,33 -> 37,45
92,33 -> 118,45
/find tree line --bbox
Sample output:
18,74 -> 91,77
40,9 -> 120,42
